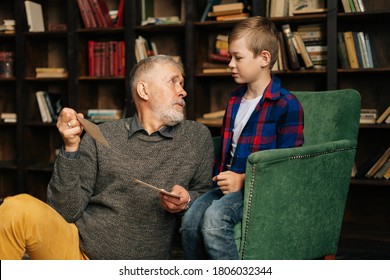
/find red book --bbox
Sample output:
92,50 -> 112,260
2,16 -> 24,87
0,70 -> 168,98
117,41 -> 125,76
108,41 -> 118,76
94,42 -> 104,76
116,0 -> 125,27
83,0 -> 97,28
88,40 -> 95,76
77,0 -> 91,28
89,0 -> 113,28
209,53 -> 230,64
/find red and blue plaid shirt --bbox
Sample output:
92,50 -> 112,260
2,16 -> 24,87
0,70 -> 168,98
214,75 -> 304,176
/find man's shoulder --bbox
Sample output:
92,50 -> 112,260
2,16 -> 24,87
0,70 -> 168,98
176,120 -> 211,139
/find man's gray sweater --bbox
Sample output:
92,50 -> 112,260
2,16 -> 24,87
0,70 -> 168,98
47,118 -> 214,259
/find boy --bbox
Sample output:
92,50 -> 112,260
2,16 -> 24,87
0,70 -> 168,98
181,16 -> 304,259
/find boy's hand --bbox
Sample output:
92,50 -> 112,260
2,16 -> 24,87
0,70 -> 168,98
213,171 -> 245,194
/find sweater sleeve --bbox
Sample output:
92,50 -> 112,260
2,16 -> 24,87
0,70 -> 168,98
47,134 -> 98,222
187,124 -> 214,201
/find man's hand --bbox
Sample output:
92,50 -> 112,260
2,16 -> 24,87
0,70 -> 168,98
159,185 -> 190,213
57,107 -> 84,152
213,171 -> 245,194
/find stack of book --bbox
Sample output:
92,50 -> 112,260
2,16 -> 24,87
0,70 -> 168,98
88,40 -> 125,77
338,31 -> 375,69
359,106 -> 390,124
35,67 -> 68,78
0,112 -> 17,123
87,109 -> 123,123
203,34 -> 231,74
0,19 -> 15,34
360,109 -> 377,124
35,91 -> 62,123
206,2 -> 249,22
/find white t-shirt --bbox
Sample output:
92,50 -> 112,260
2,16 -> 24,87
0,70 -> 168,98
229,95 -> 262,164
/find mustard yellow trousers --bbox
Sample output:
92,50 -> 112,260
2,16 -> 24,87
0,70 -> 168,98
0,194 -> 88,260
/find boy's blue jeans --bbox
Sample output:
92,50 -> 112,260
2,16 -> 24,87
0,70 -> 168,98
181,188 -> 243,260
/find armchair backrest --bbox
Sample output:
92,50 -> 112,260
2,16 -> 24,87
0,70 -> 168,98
293,89 -> 361,146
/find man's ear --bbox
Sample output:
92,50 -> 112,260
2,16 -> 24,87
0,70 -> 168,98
136,81 -> 149,100
260,50 -> 271,68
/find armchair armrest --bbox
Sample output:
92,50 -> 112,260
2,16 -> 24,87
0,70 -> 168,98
238,139 -> 356,259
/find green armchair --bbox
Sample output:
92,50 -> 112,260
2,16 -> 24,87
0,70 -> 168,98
214,89 -> 361,259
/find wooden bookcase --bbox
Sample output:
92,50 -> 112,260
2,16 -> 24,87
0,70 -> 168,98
0,0 -> 388,258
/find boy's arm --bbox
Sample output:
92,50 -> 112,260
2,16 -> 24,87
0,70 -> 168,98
277,95 -> 304,148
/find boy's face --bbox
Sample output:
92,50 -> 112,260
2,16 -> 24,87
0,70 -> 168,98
228,37 -> 264,84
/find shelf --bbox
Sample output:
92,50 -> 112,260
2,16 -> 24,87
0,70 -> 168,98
350,178 -> 390,186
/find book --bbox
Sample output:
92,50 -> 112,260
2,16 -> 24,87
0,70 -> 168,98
337,32 -> 350,69
36,91 -> 51,123
364,33 -> 375,68
282,24 -> 300,70
289,0 -> 326,16
209,53 -> 230,64
340,0 -> 351,12
208,8 -> 244,17
270,0 -> 288,17
292,32 -> 314,69
200,0 -> 222,21
77,0 -> 92,28
88,0 -> 113,28
278,31 -> 289,70
1,112 -> 17,123
202,68 -> 231,74
376,105 -> 390,124
355,147 -> 386,178
212,2 -> 244,13
373,158 -> 390,179
42,92 -> 62,121
0,51 -> 14,78
35,68 -> 68,78
24,1 -> 45,32
343,31 -> 359,69
202,110 -> 225,119
357,32 -> 369,68
115,0 -> 125,27
365,147 -> 390,178
352,32 -> 363,68
216,13 -> 249,21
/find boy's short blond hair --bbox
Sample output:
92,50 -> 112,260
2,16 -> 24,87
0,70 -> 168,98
228,16 -> 279,69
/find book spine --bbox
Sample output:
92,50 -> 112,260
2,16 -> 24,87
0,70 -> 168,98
282,24 -> 300,70
36,91 -> 51,123
115,0 -> 125,27
337,32 -> 350,69
357,32 -> 369,68
343,31 -> 359,69
88,40 -> 95,76
77,0 -> 91,28
83,0 -> 98,28
364,33 -> 374,68
352,32 -> 363,68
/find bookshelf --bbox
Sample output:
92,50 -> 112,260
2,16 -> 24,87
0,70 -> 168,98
0,0 -> 389,258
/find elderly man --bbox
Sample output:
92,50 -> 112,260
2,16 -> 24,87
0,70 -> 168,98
0,55 -> 214,260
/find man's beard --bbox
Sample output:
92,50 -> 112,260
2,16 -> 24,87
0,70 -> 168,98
151,99 -> 185,126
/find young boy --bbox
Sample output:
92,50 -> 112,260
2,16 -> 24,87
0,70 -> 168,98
181,16 -> 304,259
